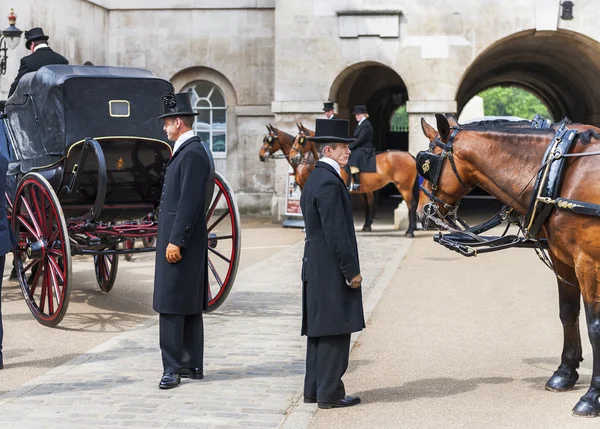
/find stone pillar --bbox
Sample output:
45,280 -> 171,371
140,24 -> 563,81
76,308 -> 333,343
406,100 -> 457,155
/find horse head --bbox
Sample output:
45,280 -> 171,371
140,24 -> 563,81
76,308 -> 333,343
291,129 -> 308,165
416,114 -> 474,229
259,124 -> 281,162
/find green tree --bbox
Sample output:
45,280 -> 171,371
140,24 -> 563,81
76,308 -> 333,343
478,86 -> 551,120
390,105 -> 408,130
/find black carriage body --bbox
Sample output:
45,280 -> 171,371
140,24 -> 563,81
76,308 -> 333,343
4,65 -> 173,221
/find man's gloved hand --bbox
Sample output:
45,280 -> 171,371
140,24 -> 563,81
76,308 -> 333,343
348,273 -> 362,289
166,243 -> 182,264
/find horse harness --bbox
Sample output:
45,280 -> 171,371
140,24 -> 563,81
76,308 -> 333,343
416,123 -> 600,270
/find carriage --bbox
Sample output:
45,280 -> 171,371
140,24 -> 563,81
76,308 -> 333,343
2,65 -> 241,327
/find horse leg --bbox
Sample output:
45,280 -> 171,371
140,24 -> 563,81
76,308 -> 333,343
396,183 -> 416,238
361,192 -> 374,232
572,258 -> 600,417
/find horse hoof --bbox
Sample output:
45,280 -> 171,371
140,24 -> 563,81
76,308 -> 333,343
362,226 -> 372,232
572,398 -> 600,417
545,370 -> 578,392
404,231 -> 415,238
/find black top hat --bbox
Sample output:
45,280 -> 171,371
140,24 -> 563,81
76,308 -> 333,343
352,105 -> 368,115
323,101 -> 335,112
308,119 -> 355,143
157,92 -> 199,120
24,28 -> 49,50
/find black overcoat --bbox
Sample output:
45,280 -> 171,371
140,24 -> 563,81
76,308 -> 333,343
9,48 -> 69,97
300,161 -> 365,337
348,119 -> 376,172
0,155 -> 16,257
153,136 -> 215,315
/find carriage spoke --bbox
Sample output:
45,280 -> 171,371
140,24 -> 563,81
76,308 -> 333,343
208,246 -> 231,264
28,260 -> 43,297
207,210 -> 229,234
20,195 -> 42,237
207,257 -> 223,288
45,264 -> 54,315
47,261 -> 62,307
103,256 -> 111,282
211,235 -> 233,241
48,255 -> 65,284
207,190 -> 223,222
39,265 -> 47,313
17,215 -> 40,239
30,187 -> 45,235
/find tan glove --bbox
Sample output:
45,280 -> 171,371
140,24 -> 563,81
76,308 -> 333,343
166,243 -> 182,264
348,273 -> 362,289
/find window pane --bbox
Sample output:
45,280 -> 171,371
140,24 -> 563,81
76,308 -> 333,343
194,81 -> 213,98
213,108 -> 226,125
197,131 -> 210,143
212,131 -> 226,152
196,109 -> 211,125
210,88 -> 226,107
187,88 -> 198,106
196,99 -> 210,109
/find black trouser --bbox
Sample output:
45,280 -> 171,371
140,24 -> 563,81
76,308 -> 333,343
159,313 -> 204,374
304,334 -> 351,403
0,255 -> 5,360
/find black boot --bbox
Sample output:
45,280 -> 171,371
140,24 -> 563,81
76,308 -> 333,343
350,173 -> 360,191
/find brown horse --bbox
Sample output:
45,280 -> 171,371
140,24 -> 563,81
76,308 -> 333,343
291,124 -> 419,237
258,124 -> 298,170
417,113 -> 600,417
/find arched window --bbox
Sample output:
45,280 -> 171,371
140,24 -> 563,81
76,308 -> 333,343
184,81 -> 227,155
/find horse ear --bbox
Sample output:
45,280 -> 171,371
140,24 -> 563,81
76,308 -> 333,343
296,123 -> 301,130
435,113 -> 451,142
266,125 -> 271,132
421,117 -> 438,141
445,113 -> 459,128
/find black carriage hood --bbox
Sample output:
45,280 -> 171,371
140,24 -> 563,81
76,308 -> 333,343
4,65 -> 173,170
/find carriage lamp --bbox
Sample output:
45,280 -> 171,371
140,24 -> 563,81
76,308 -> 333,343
561,1 -> 574,20
0,9 -> 23,75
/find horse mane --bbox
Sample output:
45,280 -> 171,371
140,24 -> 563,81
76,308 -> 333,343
461,119 -> 531,129
576,129 -> 600,145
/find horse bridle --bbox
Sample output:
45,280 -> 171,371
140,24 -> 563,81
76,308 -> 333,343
416,127 -> 472,223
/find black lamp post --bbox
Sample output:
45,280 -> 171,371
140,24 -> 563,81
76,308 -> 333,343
0,9 -> 22,75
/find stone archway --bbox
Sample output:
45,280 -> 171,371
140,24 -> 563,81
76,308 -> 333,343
457,29 -> 600,125
329,62 -> 409,152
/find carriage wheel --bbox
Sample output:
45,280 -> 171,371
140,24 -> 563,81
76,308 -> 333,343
94,251 -> 119,293
12,173 -> 72,327
123,239 -> 134,262
142,236 -> 156,247
205,172 -> 241,312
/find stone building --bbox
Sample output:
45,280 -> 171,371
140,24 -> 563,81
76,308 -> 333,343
2,0 -> 599,218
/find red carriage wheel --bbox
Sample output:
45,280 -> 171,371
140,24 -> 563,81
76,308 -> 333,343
205,171 -> 241,312
123,239 -> 134,261
94,250 -> 119,293
12,173 -> 72,327
142,236 -> 156,247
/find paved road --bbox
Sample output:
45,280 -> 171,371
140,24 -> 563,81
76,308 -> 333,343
300,226 -> 600,429
0,218 -> 411,428
0,217 -> 304,394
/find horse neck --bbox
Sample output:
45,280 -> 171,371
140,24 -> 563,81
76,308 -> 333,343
458,131 -> 553,214
277,131 -> 294,157
307,140 -> 319,159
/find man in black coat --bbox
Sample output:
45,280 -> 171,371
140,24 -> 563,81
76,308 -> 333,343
0,153 -> 17,369
300,118 -> 365,409
8,27 -> 68,98
154,92 -> 215,389
323,101 -> 336,119
347,105 -> 376,191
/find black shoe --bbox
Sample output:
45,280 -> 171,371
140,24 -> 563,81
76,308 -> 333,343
304,397 -> 317,404
180,368 -> 204,380
159,373 -> 181,389
318,395 -> 361,409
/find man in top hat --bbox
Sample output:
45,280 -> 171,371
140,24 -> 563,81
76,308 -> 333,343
300,118 -> 365,409
8,27 -> 68,98
323,101 -> 336,119
153,91 -> 215,389
347,105 -> 376,191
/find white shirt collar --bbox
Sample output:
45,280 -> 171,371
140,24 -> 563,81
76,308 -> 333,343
33,43 -> 49,52
173,130 -> 196,153
320,156 -> 341,176
358,117 -> 366,126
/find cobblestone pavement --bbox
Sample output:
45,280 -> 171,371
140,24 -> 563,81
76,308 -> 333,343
0,228 -> 413,429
